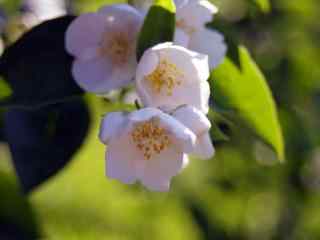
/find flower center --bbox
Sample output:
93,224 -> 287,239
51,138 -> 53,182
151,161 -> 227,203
145,59 -> 183,96
176,19 -> 196,35
100,32 -> 131,65
131,119 -> 171,160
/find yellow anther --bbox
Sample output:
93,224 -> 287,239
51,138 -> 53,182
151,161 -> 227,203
145,59 -> 183,96
131,118 -> 171,160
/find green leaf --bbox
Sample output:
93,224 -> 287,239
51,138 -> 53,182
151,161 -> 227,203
4,99 -> 90,193
208,109 -> 230,142
211,46 -> 284,161
248,0 -> 271,13
208,20 -> 240,68
0,16 -> 83,109
0,77 -> 12,99
0,172 -> 39,238
136,0 -> 176,60
101,100 -> 136,113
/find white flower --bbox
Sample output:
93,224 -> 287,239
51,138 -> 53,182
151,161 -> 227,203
172,105 -> 214,159
174,0 -> 227,69
99,107 -> 196,191
129,0 -> 153,15
65,4 -> 143,94
22,0 -> 67,26
131,0 -> 227,69
135,42 -> 210,114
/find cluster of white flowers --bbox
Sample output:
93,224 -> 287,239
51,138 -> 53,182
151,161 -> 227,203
65,0 -> 226,191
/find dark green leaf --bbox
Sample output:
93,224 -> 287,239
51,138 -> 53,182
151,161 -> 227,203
136,0 -> 176,60
211,46 -> 284,161
3,99 -> 90,193
0,172 -> 39,239
208,21 -> 241,68
208,110 -> 230,142
0,16 -> 83,109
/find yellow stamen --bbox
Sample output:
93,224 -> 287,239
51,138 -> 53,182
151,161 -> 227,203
145,59 -> 183,96
131,118 -> 171,160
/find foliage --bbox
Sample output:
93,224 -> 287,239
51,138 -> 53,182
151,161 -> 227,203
0,0 -> 320,239
0,16 -> 82,109
212,46 -> 284,161
3,99 -> 90,193
137,0 -> 176,60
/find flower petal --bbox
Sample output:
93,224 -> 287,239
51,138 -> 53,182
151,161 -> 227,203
109,55 -> 137,87
128,107 -> 163,123
140,147 -> 186,191
156,111 -> 196,153
174,0 -> 188,8
194,132 -> 215,159
72,57 -> 133,93
137,49 -> 159,76
182,154 -> 190,169
65,13 -> 105,58
106,131 -> 141,184
99,4 -> 143,21
176,0 -> 217,30
99,112 -> 127,144
189,28 -> 227,69
136,43 -> 210,113
98,4 -> 143,38
172,105 -> 211,135
128,107 -> 196,153
174,28 -> 190,47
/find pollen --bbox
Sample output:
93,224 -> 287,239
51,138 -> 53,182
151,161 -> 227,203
145,59 -> 183,96
176,19 -> 196,35
100,32 -> 131,66
131,119 -> 171,160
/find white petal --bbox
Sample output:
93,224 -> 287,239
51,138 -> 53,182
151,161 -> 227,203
199,0 -> 218,15
98,4 -> 143,36
78,47 -> 99,61
151,42 -> 173,50
109,55 -> 137,88
140,45 -> 210,112
194,132 -> 215,159
137,49 -> 159,76
176,0 -> 217,30
160,44 -> 210,85
182,154 -> 190,169
189,28 -> 227,69
156,111 -> 196,153
174,0 -> 188,8
123,90 -> 141,105
128,107 -> 163,123
72,58 -> 132,93
174,28 -> 190,47
99,112 -> 127,144
136,44 -> 210,113
65,13 -> 105,58
172,105 -> 211,135
106,131 -> 142,184
99,4 -> 142,20
128,108 -> 196,153
140,147 -> 185,191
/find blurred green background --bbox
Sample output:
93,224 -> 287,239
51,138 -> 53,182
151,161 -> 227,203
1,0 -> 320,239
